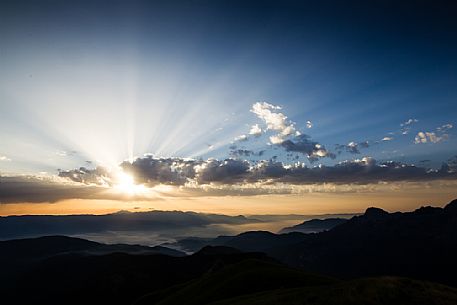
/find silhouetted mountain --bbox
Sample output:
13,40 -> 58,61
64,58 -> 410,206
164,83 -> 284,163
0,210 -> 261,240
171,231 -> 308,253
279,218 -> 347,234
0,235 -> 185,262
171,199 -> 457,287
266,199 -> 457,286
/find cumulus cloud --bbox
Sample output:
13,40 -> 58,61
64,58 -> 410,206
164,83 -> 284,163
0,155 -> 11,161
346,142 -> 361,154
306,120 -> 313,128
4,154 -> 457,203
194,159 -> 250,184
248,124 -> 262,137
250,102 -> 296,144
264,157 -> 457,185
413,123 -> 452,144
120,156 -> 199,186
280,134 -> 335,162
414,131 -> 448,144
58,167 -> 111,185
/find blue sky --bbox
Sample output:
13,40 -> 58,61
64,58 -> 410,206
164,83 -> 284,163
1,0 -> 456,175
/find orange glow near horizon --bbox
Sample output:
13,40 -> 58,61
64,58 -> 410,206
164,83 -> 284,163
1,189 -> 456,217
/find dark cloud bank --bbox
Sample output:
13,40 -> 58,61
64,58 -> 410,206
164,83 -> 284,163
1,155 -> 456,204
64,155 -> 457,186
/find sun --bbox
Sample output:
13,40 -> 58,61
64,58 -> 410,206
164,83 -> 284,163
114,171 -> 146,195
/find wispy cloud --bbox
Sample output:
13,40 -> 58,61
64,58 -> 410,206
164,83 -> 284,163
437,123 -> 453,133
400,118 -> 418,134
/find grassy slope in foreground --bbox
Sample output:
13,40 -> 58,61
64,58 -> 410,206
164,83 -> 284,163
209,277 -> 457,305
135,258 -> 336,305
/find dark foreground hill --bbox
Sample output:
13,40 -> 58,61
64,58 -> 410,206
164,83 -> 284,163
210,277 -> 457,305
0,236 -> 271,305
2,235 -> 456,305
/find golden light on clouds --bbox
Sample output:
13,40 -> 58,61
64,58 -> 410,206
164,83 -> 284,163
1,180 -> 455,217
113,171 -> 147,196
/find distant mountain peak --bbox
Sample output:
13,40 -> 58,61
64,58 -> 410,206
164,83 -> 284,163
444,198 -> 457,214
196,245 -> 242,256
279,218 -> 347,234
413,206 -> 442,215
363,207 -> 389,219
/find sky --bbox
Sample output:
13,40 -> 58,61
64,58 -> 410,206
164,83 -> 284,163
1,0 -> 457,216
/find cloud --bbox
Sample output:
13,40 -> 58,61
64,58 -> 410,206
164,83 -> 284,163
194,159 -> 250,184
261,157 -> 457,185
55,150 -> 77,157
447,155 -> 457,172
306,120 -> 313,128
400,118 -> 418,134
335,141 -> 370,155
229,149 -> 265,158
437,123 -> 453,133
414,131 -> 448,144
250,102 -> 296,144
0,155 -> 11,162
122,157 -> 249,186
414,123 -> 453,144
4,154 -> 457,203
248,124 -> 262,137
230,149 -> 255,157
382,137 -> 394,141
0,176 -> 112,203
401,119 -> 419,126
234,134 -> 248,142
58,167 -> 112,186
348,141 -> 364,153
280,134 -> 335,162
62,155 -> 451,188
120,156 -> 198,186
